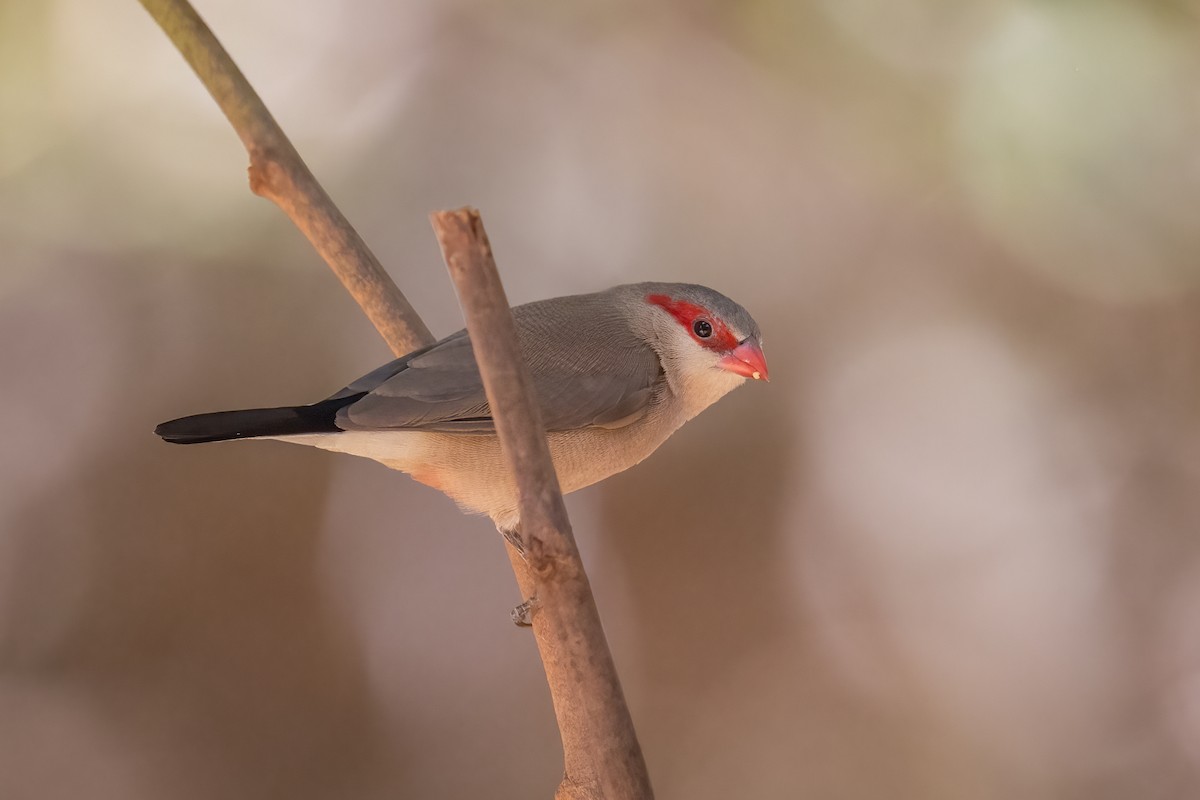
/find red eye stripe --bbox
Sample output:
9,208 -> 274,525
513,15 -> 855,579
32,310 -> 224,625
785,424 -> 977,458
646,294 -> 739,350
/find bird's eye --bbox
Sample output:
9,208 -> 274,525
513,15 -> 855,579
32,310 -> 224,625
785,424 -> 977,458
693,319 -> 713,338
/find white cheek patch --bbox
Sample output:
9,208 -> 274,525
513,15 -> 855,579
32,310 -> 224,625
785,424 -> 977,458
752,371 -> 761,380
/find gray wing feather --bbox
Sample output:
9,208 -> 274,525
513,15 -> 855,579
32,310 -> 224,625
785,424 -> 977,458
335,293 -> 662,433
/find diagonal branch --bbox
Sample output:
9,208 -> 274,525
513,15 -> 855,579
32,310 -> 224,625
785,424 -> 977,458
141,2 -> 651,797
139,0 -> 433,356
432,209 -> 653,800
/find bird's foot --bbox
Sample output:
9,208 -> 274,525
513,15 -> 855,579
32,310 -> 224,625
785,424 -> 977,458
511,595 -> 538,627
500,526 -> 527,559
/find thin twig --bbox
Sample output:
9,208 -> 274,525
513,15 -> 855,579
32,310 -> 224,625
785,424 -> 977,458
141,3 -> 651,794
432,208 -> 653,800
139,0 -> 433,356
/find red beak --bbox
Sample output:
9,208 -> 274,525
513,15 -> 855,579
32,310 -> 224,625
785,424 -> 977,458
718,339 -> 769,381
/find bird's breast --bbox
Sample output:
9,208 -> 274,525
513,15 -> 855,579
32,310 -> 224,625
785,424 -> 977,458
275,401 -> 687,528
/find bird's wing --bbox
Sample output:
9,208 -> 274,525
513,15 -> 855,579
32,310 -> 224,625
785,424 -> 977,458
334,295 -> 663,433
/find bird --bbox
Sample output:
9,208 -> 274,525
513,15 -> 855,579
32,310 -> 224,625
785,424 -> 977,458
155,282 -> 767,534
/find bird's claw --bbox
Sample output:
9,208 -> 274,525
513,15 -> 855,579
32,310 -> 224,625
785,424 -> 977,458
500,526 -> 527,560
511,596 -> 538,627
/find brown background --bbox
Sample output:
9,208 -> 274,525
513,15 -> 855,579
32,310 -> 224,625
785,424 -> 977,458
3,1 -> 1200,797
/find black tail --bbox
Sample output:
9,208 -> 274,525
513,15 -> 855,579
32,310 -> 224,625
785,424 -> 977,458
155,394 -> 364,444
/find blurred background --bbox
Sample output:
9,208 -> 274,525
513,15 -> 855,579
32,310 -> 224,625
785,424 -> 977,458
3,0 -> 1200,797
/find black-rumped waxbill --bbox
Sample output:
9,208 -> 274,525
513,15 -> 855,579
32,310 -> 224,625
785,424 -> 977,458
156,282 -> 768,532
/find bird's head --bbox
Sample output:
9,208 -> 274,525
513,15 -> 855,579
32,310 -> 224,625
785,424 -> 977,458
624,282 -> 767,415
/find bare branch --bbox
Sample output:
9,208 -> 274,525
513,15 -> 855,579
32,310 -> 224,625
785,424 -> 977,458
138,0 -> 434,355
432,208 -> 653,800
141,3 -> 651,794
